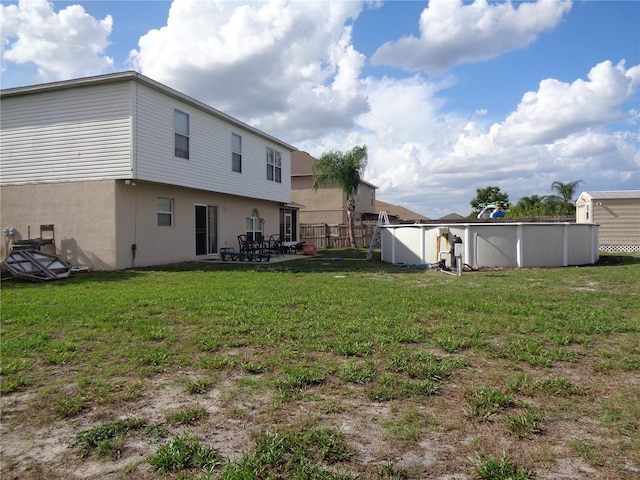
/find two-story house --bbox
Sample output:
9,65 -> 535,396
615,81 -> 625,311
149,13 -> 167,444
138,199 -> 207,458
291,150 -> 377,224
1,71 -> 298,269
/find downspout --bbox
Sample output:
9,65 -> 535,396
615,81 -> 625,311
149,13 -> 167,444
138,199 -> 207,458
131,79 -> 139,267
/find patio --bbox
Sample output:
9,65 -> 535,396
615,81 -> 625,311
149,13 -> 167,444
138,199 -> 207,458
199,252 -> 310,264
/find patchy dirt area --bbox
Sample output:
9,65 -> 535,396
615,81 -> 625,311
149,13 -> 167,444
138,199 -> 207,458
2,360 -> 638,479
2,255 -> 639,479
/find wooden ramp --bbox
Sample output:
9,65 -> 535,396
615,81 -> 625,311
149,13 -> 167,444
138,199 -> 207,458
3,249 -> 71,281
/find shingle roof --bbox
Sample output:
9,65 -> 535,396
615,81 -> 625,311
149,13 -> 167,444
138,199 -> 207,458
291,151 -> 317,175
581,190 -> 640,199
438,212 -> 466,220
376,200 -> 430,222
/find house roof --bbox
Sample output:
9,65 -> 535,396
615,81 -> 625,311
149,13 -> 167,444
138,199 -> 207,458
291,150 -> 377,189
438,212 -> 466,220
579,190 -> 640,200
291,151 -> 318,175
376,200 -> 430,222
0,71 -> 297,153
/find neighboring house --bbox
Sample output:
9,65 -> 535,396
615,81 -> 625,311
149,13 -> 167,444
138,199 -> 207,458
291,150 -> 377,224
1,71 -> 298,269
575,190 -> 640,252
437,212 -> 466,221
375,200 -> 430,223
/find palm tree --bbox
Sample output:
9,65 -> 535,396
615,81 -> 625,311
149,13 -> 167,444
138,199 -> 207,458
313,145 -> 368,249
550,180 -> 583,203
517,194 -> 544,209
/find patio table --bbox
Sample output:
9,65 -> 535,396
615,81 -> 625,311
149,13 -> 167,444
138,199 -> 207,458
282,241 -> 301,254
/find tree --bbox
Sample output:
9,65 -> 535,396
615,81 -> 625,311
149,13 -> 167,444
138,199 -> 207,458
469,186 -> 510,216
550,180 -> 583,203
547,180 -> 583,216
507,181 -> 584,218
313,145 -> 368,249
508,194 -> 548,217
516,194 -> 545,210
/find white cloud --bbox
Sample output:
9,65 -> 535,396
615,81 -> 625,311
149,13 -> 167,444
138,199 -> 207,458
0,0 -> 113,81
256,24 -> 369,141
548,130 -> 640,182
497,60 -> 640,145
2,0 -> 636,219
371,0 -> 572,74
293,59 -> 638,218
129,0 -> 368,136
366,122 -> 638,218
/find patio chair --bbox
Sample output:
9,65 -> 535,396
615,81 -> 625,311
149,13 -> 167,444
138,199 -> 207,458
267,234 -> 284,256
238,234 -> 251,253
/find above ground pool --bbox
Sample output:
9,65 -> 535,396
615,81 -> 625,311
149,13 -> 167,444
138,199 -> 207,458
380,222 -> 599,268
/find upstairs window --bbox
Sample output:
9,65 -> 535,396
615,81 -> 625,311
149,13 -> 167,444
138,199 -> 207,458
266,147 -> 282,183
175,110 -> 189,159
232,133 -> 242,172
158,197 -> 174,226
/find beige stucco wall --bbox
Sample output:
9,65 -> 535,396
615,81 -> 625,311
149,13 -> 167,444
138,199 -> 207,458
292,176 -> 345,224
2,180 -> 286,270
292,175 -> 377,224
357,182 -> 376,217
1,180 -> 118,268
117,181 -> 283,269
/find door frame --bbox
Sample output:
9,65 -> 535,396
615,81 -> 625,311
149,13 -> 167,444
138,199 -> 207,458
195,204 -> 218,256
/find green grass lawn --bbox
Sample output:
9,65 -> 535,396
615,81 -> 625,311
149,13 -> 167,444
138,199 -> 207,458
2,250 -> 639,479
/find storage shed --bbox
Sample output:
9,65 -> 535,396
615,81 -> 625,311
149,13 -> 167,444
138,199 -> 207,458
575,190 -> 640,252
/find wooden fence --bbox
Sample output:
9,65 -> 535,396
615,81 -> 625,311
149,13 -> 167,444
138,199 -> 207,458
300,222 -> 377,248
300,216 -> 576,249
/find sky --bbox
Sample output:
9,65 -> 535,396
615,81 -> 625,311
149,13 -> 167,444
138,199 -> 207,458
1,0 -> 639,218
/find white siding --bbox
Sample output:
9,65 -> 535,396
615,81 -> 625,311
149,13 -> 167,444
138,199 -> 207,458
1,83 -> 133,185
134,84 -> 291,204
593,199 -> 640,245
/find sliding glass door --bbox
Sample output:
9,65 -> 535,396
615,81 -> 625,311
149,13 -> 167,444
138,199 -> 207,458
195,204 -> 218,255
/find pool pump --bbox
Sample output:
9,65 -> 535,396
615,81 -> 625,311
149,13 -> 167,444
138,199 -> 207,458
439,234 -> 464,276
